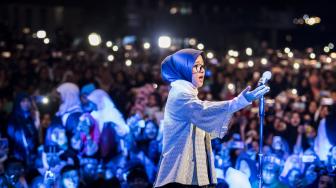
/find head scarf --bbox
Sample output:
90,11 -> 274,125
88,89 -> 129,135
56,82 -> 82,116
161,48 -> 204,84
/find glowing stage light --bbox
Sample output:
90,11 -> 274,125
125,59 -> 132,66
293,62 -> 300,70
42,97 -> 49,104
43,38 -> 50,44
197,43 -> 204,50
228,83 -> 235,91
284,47 -> 290,54
261,58 -> 268,65
88,33 -> 101,46
112,45 -> 119,52
309,53 -> 316,59
328,43 -> 334,49
247,60 -> 254,67
188,38 -> 197,46
326,57 -> 332,63
107,55 -> 114,62
206,52 -> 214,59
324,46 -> 330,53
330,52 -> 336,58
106,41 -> 113,47
158,36 -> 171,48
228,57 -> 235,64
143,42 -> 151,49
37,30 -> 46,39
246,47 -> 253,56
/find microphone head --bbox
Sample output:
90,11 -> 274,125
262,71 -> 272,81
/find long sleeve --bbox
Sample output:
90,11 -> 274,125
172,90 -> 251,139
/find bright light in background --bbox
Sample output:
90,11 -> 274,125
324,46 -> 330,53
291,89 -> 298,95
42,97 -> 49,104
197,43 -> 204,50
188,38 -> 196,46
2,51 -> 11,58
309,53 -> 316,59
328,43 -> 334,49
228,50 -> 234,56
247,60 -> 254,67
37,30 -> 46,39
293,62 -> 300,70
112,45 -> 119,52
331,52 -> 336,59
125,59 -> 132,66
43,38 -> 50,44
277,52 -> 283,58
284,47 -> 291,54
307,17 -> 316,25
143,42 -> 151,49
88,32 -> 101,46
288,52 -> 294,58
228,83 -> 235,91
107,55 -> 114,62
326,57 -> 332,63
261,58 -> 268,65
158,36 -> 171,48
106,41 -> 113,47
22,27 -> 30,34
228,57 -> 236,64
206,52 -> 214,59
238,62 -> 244,69
170,7 -> 178,14
246,47 -> 253,56
228,50 -> 239,57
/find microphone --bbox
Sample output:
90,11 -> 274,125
258,71 -> 272,86
257,70 -> 272,188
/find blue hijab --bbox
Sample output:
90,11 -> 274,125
161,48 -> 204,84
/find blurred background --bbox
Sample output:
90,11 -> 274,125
0,0 -> 335,188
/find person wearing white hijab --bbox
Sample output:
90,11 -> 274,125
87,89 -> 129,137
56,82 -> 82,136
154,49 -> 270,188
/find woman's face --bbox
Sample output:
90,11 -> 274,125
144,122 -> 158,140
62,170 -> 79,188
287,169 -> 300,187
192,55 -> 205,88
262,164 -> 277,185
20,98 -> 31,112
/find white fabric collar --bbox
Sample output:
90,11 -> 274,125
170,79 -> 198,96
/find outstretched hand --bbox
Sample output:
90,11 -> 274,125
241,85 -> 270,102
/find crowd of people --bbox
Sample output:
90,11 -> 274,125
0,26 -> 335,188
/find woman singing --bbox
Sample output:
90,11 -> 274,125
154,49 -> 270,188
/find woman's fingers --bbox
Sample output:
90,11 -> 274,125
254,86 -> 270,98
250,85 -> 266,95
241,86 -> 251,94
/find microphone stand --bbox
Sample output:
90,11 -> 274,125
258,89 -> 265,188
